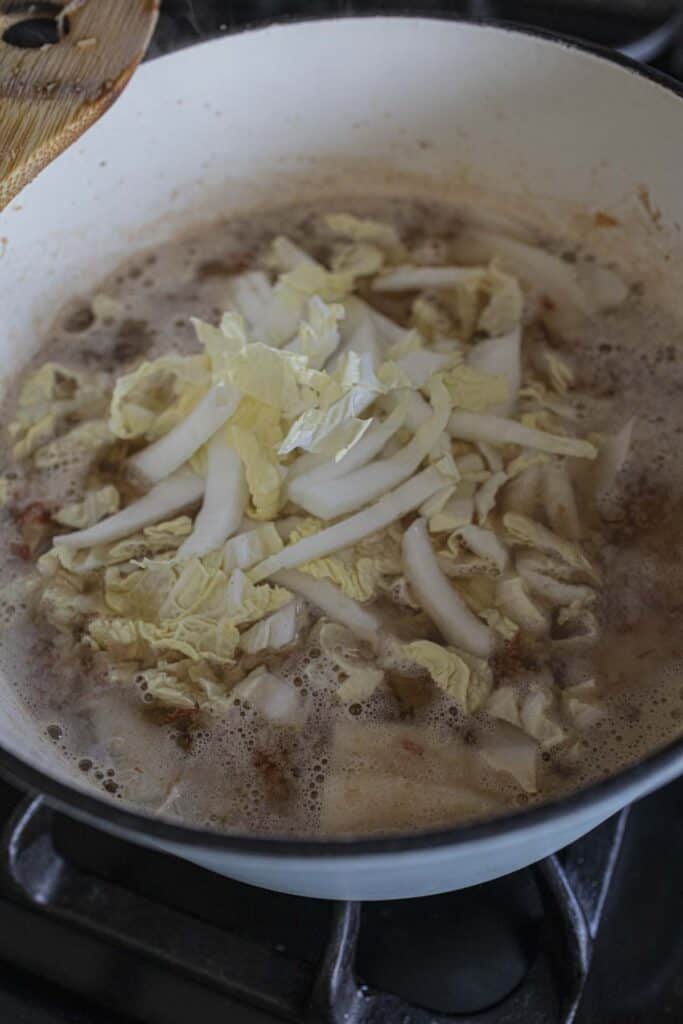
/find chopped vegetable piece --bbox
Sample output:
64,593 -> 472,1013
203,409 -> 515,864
449,410 -> 597,459
272,570 -> 380,642
131,384 -> 240,484
402,518 -> 495,658
177,436 -> 247,559
54,473 -> 204,550
251,464 -> 450,582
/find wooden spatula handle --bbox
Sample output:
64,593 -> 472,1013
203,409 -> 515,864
0,0 -> 158,210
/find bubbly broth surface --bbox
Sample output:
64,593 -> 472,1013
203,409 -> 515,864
1,196 -> 682,837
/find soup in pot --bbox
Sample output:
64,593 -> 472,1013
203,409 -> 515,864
1,197 -> 682,836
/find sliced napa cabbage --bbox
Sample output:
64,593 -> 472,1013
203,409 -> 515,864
272,569 -> 381,643
427,480 -> 477,533
10,363 -> 110,460
221,568 -> 292,626
553,603 -> 600,649
372,264 -> 480,292
251,461 -> 452,583
33,420 -> 113,470
42,516 -> 193,576
486,682 -> 565,750
267,236 -> 317,273
224,270 -> 300,348
322,212 -> 403,252
500,463 -> 543,519
278,391 -> 373,461
519,380 -> 579,422
319,622 -> 384,703
275,262 -> 356,312
277,349 -> 398,459
335,313 -> 383,369
442,364 -> 510,412
451,229 -> 592,318
176,435 -> 247,559
478,266 -> 525,337
88,614 -> 241,665
40,568 -> 103,632
222,522 -> 283,573
289,377 -> 452,519
240,601 -> 304,655
578,262 -> 629,313
53,485 -> 120,530
330,241 -> 385,278
411,293 -> 456,343
400,639 -> 492,712
53,473 -> 204,550
226,424 -> 285,521
541,460 -> 581,539
227,667 -> 304,726
458,524 -> 509,574
541,351 -> 574,395
516,552 -> 596,607
593,418 -> 634,511
562,679 -> 606,729
130,384 -> 240,485
495,576 -> 549,636
468,326 -> 521,416
109,354 -> 210,441
285,296 -> 345,368
291,402 -> 408,488
104,561 -> 175,619
477,720 -> 539,794
402,517 -> 495,658
479,607 -> 519,640
455,452 -> 487,477
297,548 -> 383,603
474,470 -> 508,523
503,512 -> 600,584
395,348 -> 453,383
449,410 -> 597,459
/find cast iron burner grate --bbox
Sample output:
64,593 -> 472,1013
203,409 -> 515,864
0,791 -> 628,1024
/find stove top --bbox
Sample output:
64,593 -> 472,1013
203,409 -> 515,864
2,3 -> 683,1022
0,775 -> 681,1023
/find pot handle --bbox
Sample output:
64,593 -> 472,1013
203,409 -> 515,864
0,0 -> 158,211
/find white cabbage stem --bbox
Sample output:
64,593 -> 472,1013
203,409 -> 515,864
227,270 -> 300,348
54,472 -> 204,549
372,265 -> 479,292
516,555 -> 595,607
251,465 -> 447,582
541,461 -> 581,539
176,436 -> 247,559
294,402 -> 407,486
402,517 -> 495,658
290,384 -> 450,519
468,326 -> 521,415
273,570 -> 380,643
459,524 -> 509,574
130,384 -> 240,484
452,230 -> 592,315
449,410 -> 597,459
594,418 -> 634,509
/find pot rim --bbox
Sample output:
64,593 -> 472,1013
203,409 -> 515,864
3,13 -> 683,859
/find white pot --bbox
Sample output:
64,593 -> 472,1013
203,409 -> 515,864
1,17 -> 683,900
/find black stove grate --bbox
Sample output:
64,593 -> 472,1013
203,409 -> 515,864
0,787 -> 628,1024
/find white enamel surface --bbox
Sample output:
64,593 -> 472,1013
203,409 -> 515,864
61,749 -> 682,899
1,18 -> 683,897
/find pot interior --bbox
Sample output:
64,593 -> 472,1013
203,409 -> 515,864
1,16 -> 682,816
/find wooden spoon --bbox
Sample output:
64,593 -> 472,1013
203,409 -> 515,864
0,0 -> 159,211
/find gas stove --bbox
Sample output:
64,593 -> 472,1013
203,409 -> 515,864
2,4 -> 683,1023
0,775 -> 681,1023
